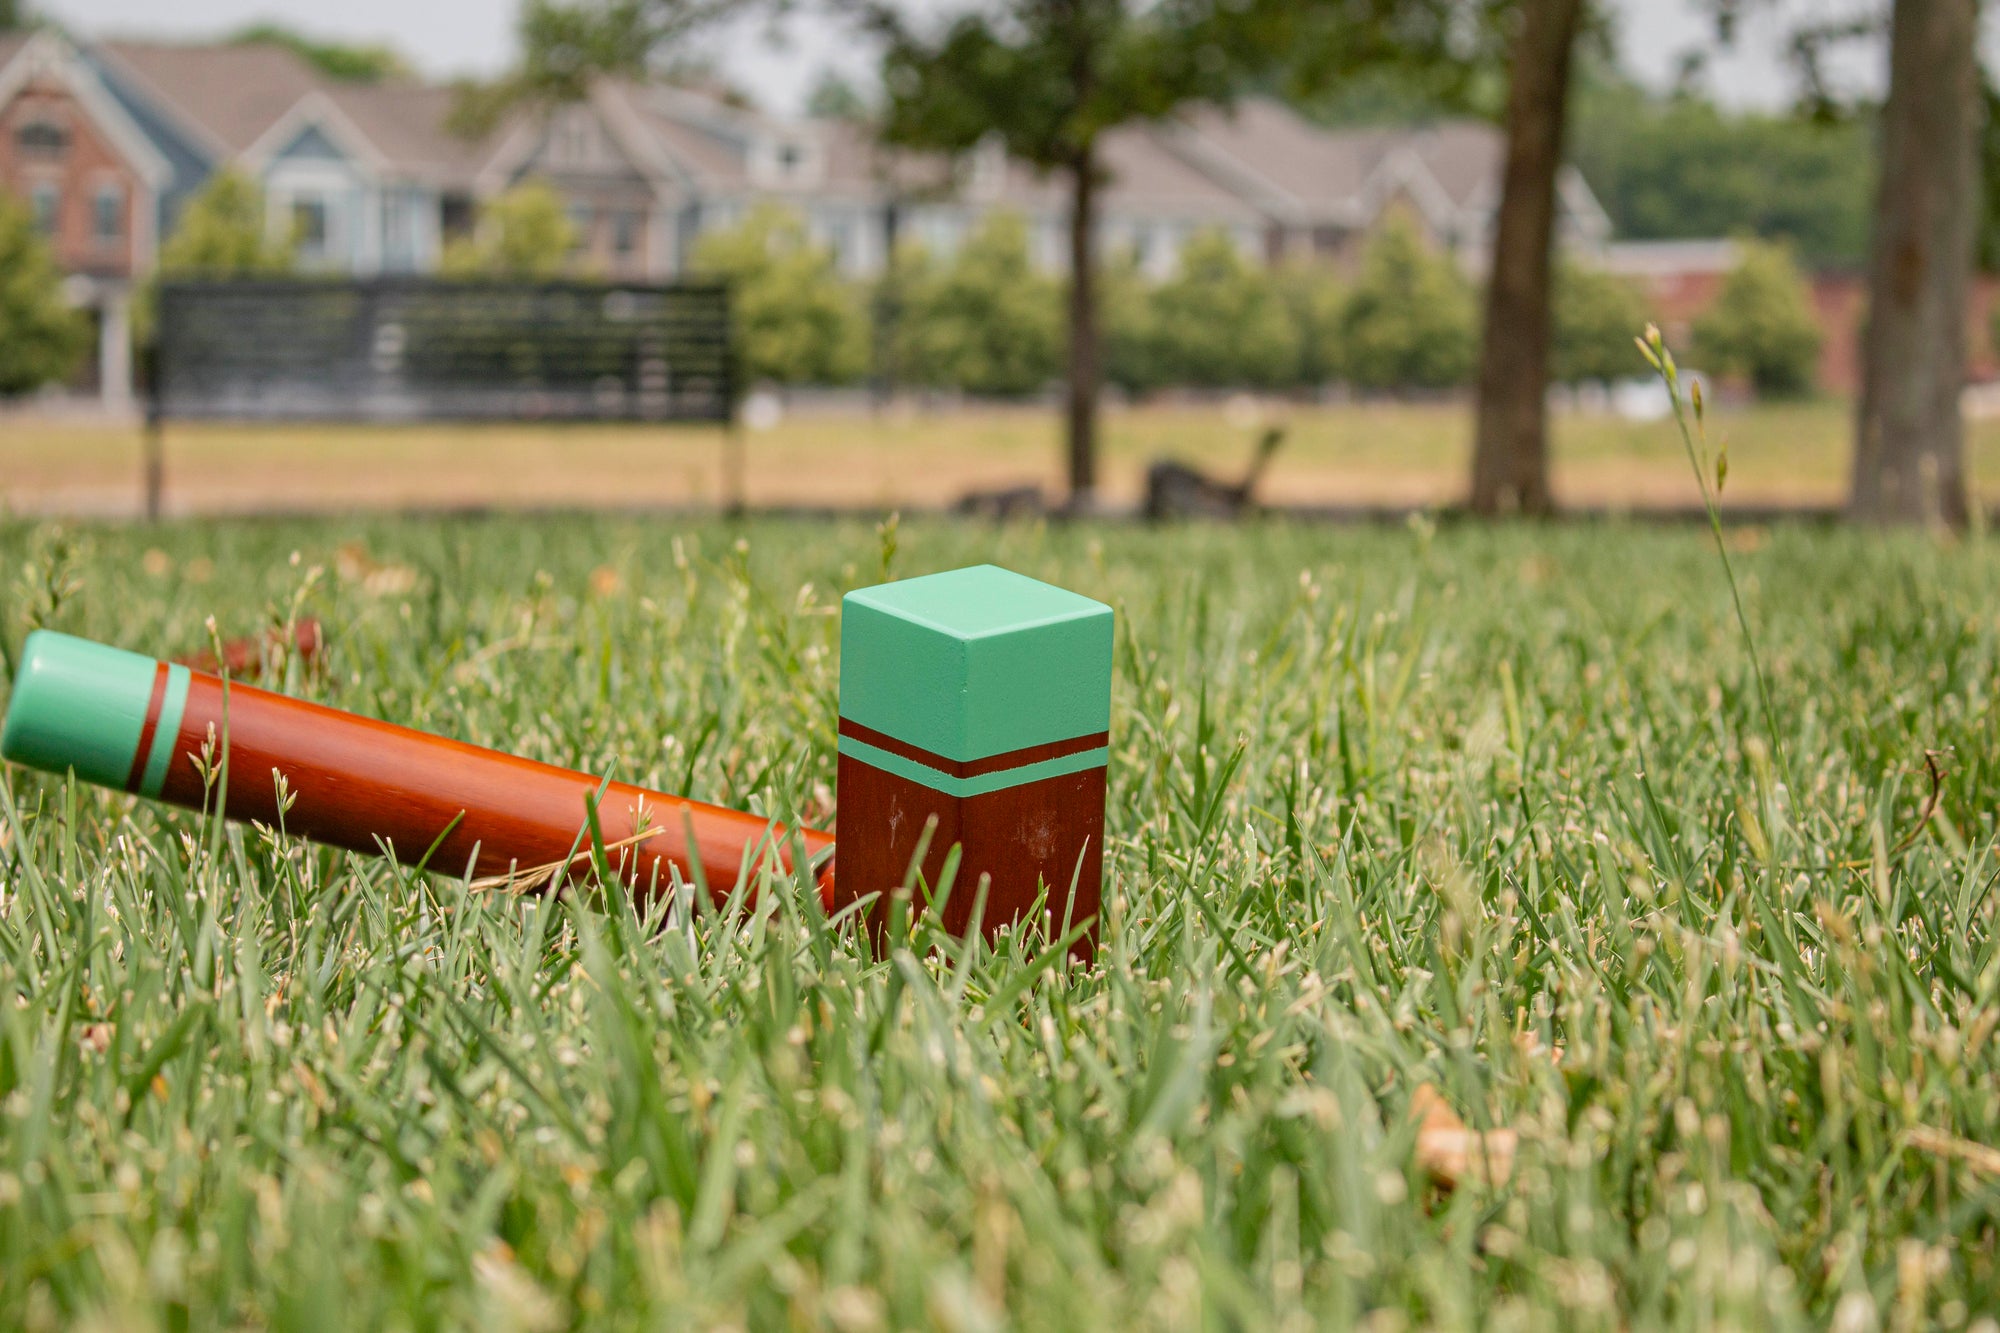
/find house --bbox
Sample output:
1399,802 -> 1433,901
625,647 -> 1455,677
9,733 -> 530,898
238,82 -> 483,273
473,86 -> 1499,284
4,32 -> 1626,406
90,42 -> 483,275
0,30 -> 171,406
475,81 -> 922,280
1158,99 -> 1613,269
472,87 -> 1613,283
85,40 -> 324,251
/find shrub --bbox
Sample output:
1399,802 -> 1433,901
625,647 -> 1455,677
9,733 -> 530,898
1099,246 -> 1167,395
1276,258 -> 1346,389
0,194 -> 89,395
891,212 -> 1060,396
693,203 -> 869,386
1552,261 -> 1650,385
1691,240 -> 1823,397
157,171 -> 295,276
1148,229 -> 1299,389
1334,216 -> 1476,392
441,181 -> 575,278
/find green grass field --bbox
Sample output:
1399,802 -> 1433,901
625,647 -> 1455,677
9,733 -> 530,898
3,513 -> 1999,1329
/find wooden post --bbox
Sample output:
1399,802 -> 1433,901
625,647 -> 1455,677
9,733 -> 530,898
143,401 -> 165,522
833,565 -> 1113,957
723,420 -> 746,518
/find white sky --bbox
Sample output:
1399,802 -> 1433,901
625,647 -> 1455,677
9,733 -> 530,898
35,0 -> 1898,117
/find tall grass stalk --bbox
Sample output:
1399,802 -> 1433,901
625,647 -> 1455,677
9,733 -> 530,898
1637,323 -> 1791,784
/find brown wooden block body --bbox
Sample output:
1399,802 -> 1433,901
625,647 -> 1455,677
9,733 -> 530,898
833,749 -> 1105,955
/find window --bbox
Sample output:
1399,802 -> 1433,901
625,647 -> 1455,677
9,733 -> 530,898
567,204 -> 594,255
291,197 -> 329,254
29,183 -> 57,236
612,209 -> 640,258
777,142 -> 802,175
440,193 -> 475,241
16,119 -> 67,159
93,183 -> 124,245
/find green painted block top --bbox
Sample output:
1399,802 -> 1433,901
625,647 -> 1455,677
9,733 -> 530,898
840,565 -> 1113,762
2,630 -> 158,790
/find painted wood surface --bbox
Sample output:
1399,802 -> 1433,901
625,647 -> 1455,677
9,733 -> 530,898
147,669 -> 836,911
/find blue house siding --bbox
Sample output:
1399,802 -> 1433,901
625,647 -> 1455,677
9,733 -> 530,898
81,51 -> 214,244
265,125 -> 372,270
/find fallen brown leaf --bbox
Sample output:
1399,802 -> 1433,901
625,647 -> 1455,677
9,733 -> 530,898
1410,1083 -> 1517,1188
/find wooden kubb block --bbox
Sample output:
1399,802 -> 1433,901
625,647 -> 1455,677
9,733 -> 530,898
834,565 -> 1113,954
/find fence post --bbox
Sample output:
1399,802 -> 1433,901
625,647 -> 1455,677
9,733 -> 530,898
143,391 -> 164,521
723,421 -> 746,518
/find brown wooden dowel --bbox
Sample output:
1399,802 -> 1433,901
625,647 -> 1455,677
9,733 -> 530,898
168,672 -> 835,910
2,631 -> 834,914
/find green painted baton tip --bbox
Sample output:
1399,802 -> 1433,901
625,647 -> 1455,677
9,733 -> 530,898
1,630 -> 161,791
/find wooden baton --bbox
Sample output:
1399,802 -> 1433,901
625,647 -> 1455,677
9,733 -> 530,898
1,630 -> 834,910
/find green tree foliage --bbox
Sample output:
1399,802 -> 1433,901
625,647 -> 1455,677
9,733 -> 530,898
806,70 -> 869,122
441,181 -> 576,278
1567,77 -> 1873,268
157,172 -> 295,277
694,203 -> 868,386
1275,257 -> 1346,388
228,23 -> 412,83
1099,248 -> 1166,395
1147,229 -> 1299,389
1334,216 -> 1476,392
1691,240 -> 1824,398
872,0 -> 1288,492
0,194 -> 88,395
1551,260 -> 1649,385
892,213 -> 1061,397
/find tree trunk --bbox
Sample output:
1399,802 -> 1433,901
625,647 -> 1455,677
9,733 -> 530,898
1852,0 -> 1981,527
1468,0 -> 1584,517
1065,147 -> 1100,507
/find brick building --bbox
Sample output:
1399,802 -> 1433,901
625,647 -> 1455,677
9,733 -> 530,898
0,30 -> 168,405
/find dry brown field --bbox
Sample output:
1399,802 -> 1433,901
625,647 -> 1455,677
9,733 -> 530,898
7,398 -> 1999,516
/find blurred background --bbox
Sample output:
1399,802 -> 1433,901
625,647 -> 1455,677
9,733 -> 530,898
1,0 -> 1993,522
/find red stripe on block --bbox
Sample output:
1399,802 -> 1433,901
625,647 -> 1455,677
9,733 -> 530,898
837,717 -> 1109,779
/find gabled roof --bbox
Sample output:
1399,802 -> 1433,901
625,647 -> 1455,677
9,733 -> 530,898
1165,99 -> 1382,224
242,82 -> 490,187
611,84 -> 748,191
1166,97 -> 1609,243
0,30 -> 171,187
1099,127 -> 1268,224
959,125 -> 1266,227
318,84 -> 489,187
585,83 -> 1266,224
239,88 -> 388,173
473,80 -> 693,202
93,40 -> 322,160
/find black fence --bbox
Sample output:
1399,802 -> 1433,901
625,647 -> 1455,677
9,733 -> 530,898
146,278 -> 738,516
